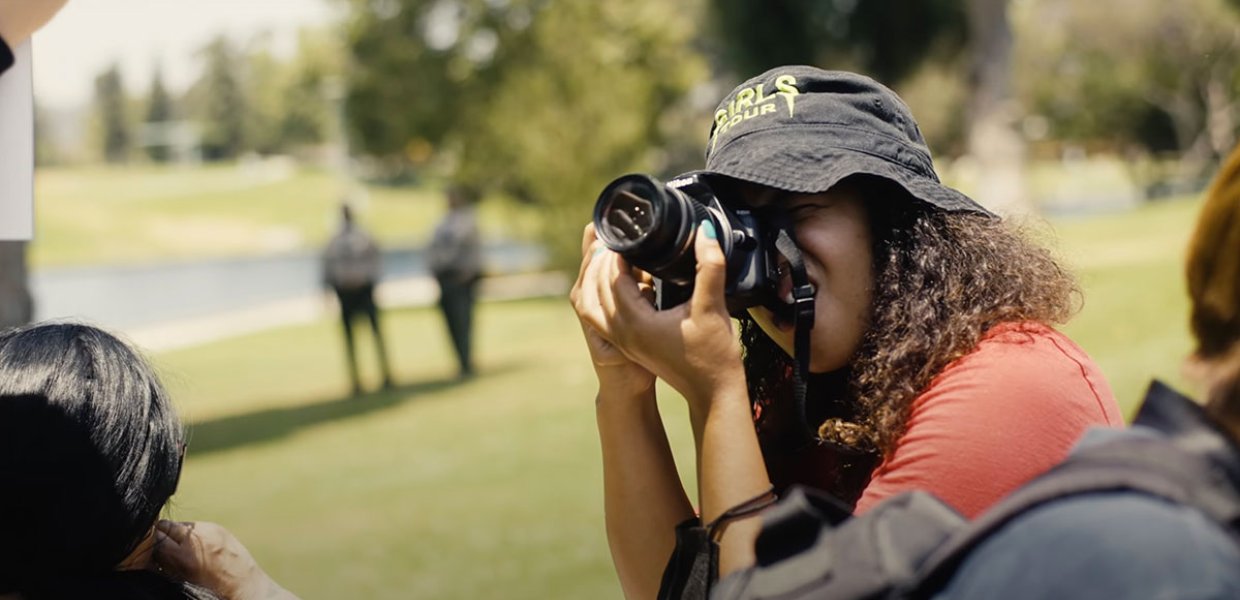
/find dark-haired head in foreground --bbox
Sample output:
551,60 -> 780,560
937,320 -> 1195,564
0,323 -> 214,599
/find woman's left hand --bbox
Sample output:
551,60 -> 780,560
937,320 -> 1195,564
577,220 -> 746,408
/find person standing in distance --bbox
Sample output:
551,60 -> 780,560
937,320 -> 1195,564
322,203 -> 394,395
428,185 -> 483,379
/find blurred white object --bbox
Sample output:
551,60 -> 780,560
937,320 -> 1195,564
0,42 -> 33,240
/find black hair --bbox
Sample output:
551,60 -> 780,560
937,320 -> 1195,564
0,323 -> 216,599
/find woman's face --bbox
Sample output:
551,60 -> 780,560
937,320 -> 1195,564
742,183 -> 876,373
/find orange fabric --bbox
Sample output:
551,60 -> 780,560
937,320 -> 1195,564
854,322 -> 1123,519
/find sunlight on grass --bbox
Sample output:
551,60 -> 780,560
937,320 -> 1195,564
1051,195 -> 1203,417
157,298 -> 694,599
32,164 -> 543,268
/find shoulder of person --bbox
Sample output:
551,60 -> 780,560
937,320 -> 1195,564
920,320 -> 1122,426
936,493 -> 1240,600
856,321 -> 1124,517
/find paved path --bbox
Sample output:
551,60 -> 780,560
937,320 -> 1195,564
31,243 -> 544,329
28,242 -> 565,352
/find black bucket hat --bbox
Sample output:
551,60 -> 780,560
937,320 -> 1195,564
690,65 -> 994,217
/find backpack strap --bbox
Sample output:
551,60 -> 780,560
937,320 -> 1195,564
912,434 -> 1240,597
657,518 -> 717,600
713,487 -> 965,600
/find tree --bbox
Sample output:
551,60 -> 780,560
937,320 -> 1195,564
1014,0 -> 1240,185
144,66 -> 175,162
708,0 -> 1035,214
93,63 -> 131,163
243,33 -> 294,155
708,0 -> 967,84
193,36 -> 248,161
963,0 -> 1028,215
345,0 -> 707,268
279,29 -> 344,149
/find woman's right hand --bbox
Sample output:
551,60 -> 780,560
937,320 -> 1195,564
153,520 -> 296,600
570,224 -> 657,399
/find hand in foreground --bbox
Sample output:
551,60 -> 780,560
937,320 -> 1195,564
570,224 -> 657,398
153,520 -> 296,600
575,219 -> 745,407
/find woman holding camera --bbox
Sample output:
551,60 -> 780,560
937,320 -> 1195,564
570,66 -> 1122,598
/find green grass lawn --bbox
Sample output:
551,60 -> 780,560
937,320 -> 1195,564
158,298 -> 696,599
31,165 -> 543,268
1051,196 -> 1203,415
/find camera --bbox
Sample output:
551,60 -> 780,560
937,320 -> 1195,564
592,173 -> 778,315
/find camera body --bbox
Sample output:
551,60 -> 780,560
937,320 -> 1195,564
593,173 -> 776,315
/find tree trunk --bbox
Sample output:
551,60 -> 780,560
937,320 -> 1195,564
965,0 -> 1032,217
1204,72 -> 1237,162
0,241 -> 33,328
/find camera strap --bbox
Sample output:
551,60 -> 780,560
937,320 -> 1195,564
770,217 -> 819,446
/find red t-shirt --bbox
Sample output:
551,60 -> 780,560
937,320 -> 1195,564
853,321 -> 1123,518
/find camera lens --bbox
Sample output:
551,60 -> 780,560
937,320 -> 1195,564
598,179 -> 658,245
593,174 -> 705,285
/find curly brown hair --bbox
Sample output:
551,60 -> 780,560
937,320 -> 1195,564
742,177 -> 1080,466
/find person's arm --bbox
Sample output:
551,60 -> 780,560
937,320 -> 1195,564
596,379 -> 696,599
575,222 -> 773,580
0,0 -> 70,48
572,225 -> 694,599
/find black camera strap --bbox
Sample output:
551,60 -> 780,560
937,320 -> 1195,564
770,216 -> 818,447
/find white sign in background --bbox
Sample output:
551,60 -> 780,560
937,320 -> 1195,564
0,42 -> 34,241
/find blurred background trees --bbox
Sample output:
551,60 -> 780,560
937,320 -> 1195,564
344,0 -> 708,266
58,0 -> 1240,270
1015,0 -> 1240,193
93,63 -> 131,164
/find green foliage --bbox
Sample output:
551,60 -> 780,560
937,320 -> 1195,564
707,0 -> 967,83
344,0 -> 708,269
145,67 -> 175,162
345,0 -> 513,159
193,36 -> 249,161
93,63 -> 131,164
181,30 -> 343,161
279,29 -> 345,148
1014,0 -> 1240,167
244,37 -> 292,156
459,1 -> 707,269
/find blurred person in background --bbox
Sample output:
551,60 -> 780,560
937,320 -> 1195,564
427,185 -> 483,380
571,66 -> 1122,598
926,141 -> 1240,599
0,322 -> 298,600
322,203 -> 393,396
